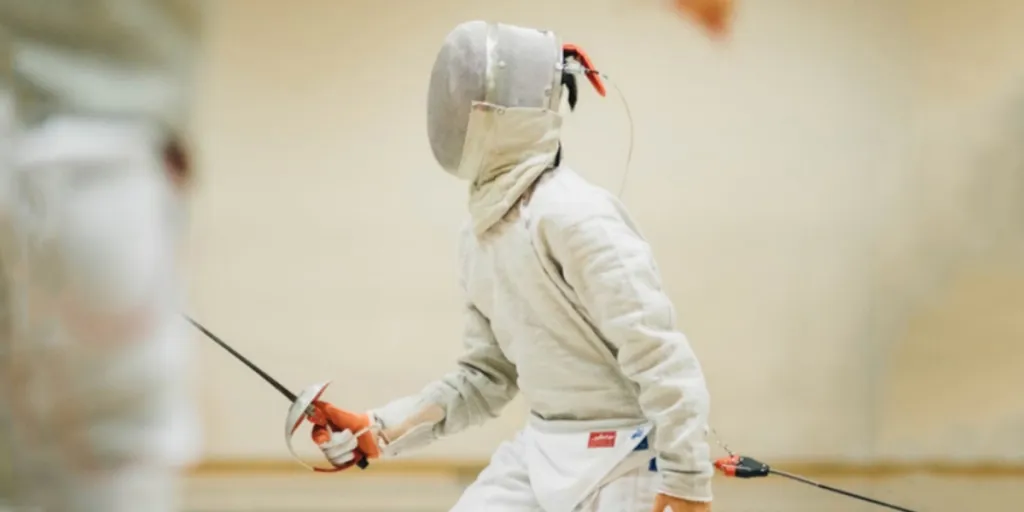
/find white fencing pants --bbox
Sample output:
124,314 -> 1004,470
450,434 -> 659,512
0,116 -> 198,512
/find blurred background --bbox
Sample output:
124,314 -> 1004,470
183,0 -> 1024,510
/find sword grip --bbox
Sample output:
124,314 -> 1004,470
312,407 -> 371,472
325,418 -> 370,470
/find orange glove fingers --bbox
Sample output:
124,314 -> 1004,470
311,424 -> 332,446
312,401 -> 382,459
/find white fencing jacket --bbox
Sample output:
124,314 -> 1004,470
373,20 -> 713,503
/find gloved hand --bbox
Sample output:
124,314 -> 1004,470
309,402 -> 382,470
652,493 -> 712,512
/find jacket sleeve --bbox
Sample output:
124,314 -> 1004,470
540,206 -> 714,502
369,301 -> 519,455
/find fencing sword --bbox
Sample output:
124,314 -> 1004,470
188,312 -> 918,509
184,314 -> 370,470
712,437 -> 919,512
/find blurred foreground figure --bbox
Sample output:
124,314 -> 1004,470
307,21 -> 714,512
0,1 -> 204,510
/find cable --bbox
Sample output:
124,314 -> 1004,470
714,454 -> 919,511
564,63 -> 636,199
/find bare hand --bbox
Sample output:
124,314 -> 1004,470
652,493 -> 711,512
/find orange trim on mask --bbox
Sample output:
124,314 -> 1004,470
563,43 -> 607,97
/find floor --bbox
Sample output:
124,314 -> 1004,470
186,473 -> 1024,511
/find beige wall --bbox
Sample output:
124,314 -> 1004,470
188,0 -> 1023,463
874,0 -> 1024,462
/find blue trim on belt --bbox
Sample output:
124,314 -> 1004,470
633,436 -> 649,451
633,436 -> 657,472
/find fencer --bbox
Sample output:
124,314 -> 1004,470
307,21 -> 713,512
0,1 -> 204,511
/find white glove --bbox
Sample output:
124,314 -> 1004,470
317,429 -> 361,467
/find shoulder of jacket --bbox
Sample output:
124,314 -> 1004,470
530,168 -> 620,226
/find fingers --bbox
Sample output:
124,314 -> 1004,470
313,428 -> 360,467
323,445 -> 357,466
651,494 -> 667,512
317,401 -> 372,431
309,402 -> 381,464
326,451 -> 356,466
322,429 -> 358,452
651,495 -> 712,512
311,424 -> 331,445
316,402 -> 382,460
